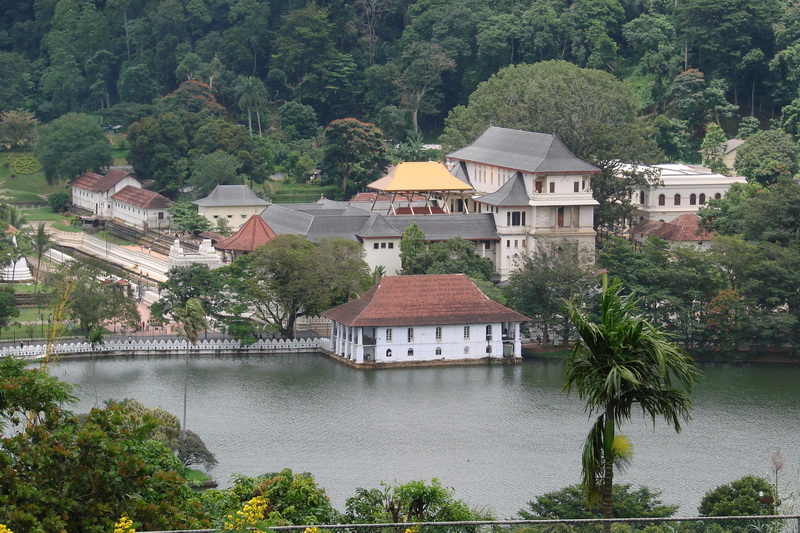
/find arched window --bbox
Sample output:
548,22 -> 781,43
658,194 -> 665,206
715,193 -> 721,199
699,193 -> 706,204
690,193 -> 697,205
639,191 -> 645,204
407,328 -> 414,342
407,348 -> 414,356
435,347 -> 442,356
486,325 -> 493,340
674,194 -> 681,206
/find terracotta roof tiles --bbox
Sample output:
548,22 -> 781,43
110,185 -> 172,209
71,169 -> 138,193
214,215 -> 277,251
323,274 -> 529,327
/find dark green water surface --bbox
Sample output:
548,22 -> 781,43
53,355 -> 800,518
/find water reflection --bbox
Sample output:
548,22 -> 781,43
53,355 -> 800,519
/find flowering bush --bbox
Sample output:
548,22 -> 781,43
113,514 -> 135,533
223,495 -> 270,531
0,524 -> 13,533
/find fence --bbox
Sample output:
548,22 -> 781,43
135,515 -> 800,533
1,336 -> 330,359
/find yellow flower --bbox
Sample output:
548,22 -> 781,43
305,527 -> 322,533
0,524 -> 13,533
112,513 -> 135,533
224,495 -> 270,531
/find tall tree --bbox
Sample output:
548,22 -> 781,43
506,240 -> 596,343
29,223 -> 51,292
563,275 -> 701,524
395,41 -> 455,134
236,75 -> 268,137
225,235 -> 369,337
35,113 -> 112,185
172,297 -> 208,455
321,118 -> 388,198
48,259 -> 141,343
734,129 -> 799,186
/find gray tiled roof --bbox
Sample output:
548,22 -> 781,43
357,213 -> 404,238
388,213 -> 499,241
260,200 -> 499,243
477,172 -> 529,207
450,161 -> 473,187
193,185 -> 270,207
447,126 -> 599,174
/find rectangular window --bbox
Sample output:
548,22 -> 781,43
435,327 -> 442,342
511,212 -> 521,226
388,242 -> 394,249
535,180 -> 543,193
463,326 -> 470,340
507,240 -> 511,247
549,182 -> 556,193
374,243 -> 379,249
386,328 -> 392,341
574,181 -> 580,192
380,242 -> 386,249
484,241 -> 491,249
407,327 -> 414,342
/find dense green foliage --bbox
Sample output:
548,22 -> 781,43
505,240 -> 596,342
698,476 -> 774,517
7,0 -> 800,204
398,224 -> 495,280
345,478 -> 493,524
34,113 -> 112,184
519,484 -> 678,519
47,258 -> 141,343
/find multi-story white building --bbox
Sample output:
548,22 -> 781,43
70,169 -> 141,217
629,163 -> 746,223
323,274 -> 528,365
446,127 -> 600,279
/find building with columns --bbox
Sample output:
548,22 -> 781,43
446,127 -> 600,279
322,274 -> 529,365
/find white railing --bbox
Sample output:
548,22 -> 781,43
1,337 -> 330,359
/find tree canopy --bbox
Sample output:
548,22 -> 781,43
34,113 -> 112,185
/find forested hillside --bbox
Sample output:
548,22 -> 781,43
2,0 -> 800,197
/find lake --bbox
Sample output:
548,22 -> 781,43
52,354 -> 800,519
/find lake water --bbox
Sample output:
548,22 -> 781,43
52,354 -> 800,519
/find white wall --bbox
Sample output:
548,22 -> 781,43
331,322 -> 521,364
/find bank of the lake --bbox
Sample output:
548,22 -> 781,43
52,354 -> 800,519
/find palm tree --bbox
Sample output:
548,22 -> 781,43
236,76 -> 268,137
30,223 -> 50,292
173,298 -> 208,452
4,205 -> 28,230
563,275 -> 701,526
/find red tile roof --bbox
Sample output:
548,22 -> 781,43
323,274 -> 529,327
70,169 -> 139,193
214,215 -> 278,251
633,213 -> 713,242
110,185 -> 172,209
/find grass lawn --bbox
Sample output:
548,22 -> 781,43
0,151 -> 64,199
23,207 -> 73,224
6,283 -> 39,294
51,221 -> 82,232
261,181 -> 338,203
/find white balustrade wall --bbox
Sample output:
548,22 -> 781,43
2,337 -> 331,360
